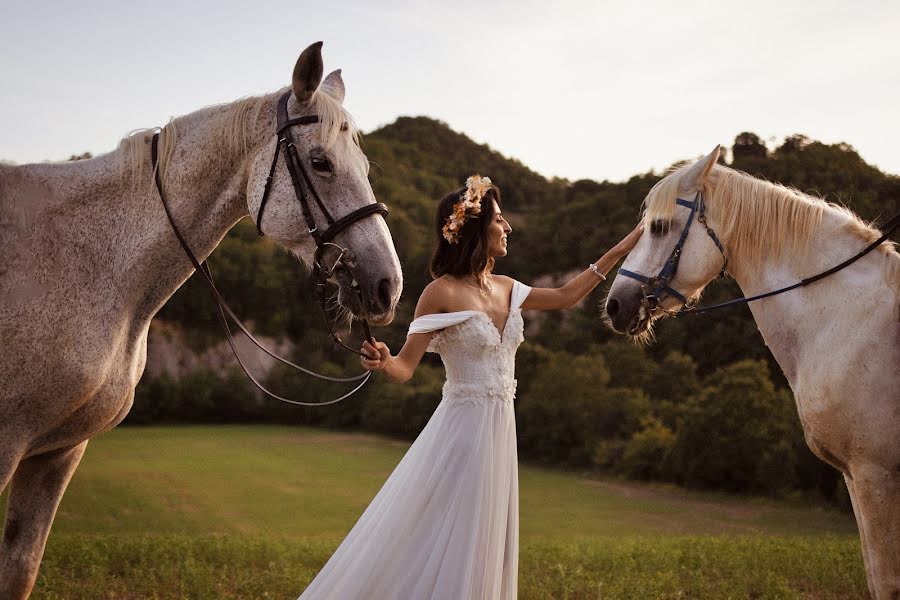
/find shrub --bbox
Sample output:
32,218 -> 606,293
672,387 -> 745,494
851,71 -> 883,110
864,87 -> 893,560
621,417 -> 676,480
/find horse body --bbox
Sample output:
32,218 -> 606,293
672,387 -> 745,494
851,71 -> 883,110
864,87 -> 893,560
738,215 -> 899,465
1,107 -> 250,457
605,146 -> 899,599
760,256 -> 900,600
743,231 -> 900,599
0,43 -> 402,599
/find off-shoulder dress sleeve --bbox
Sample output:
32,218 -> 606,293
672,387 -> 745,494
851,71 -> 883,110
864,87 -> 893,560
406,279 -> 531,351
511,279 -> 532,309
407,311 -> 479,336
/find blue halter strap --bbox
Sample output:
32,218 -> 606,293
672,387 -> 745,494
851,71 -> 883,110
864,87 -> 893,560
618,191 -> 726,308
618,193 -> 900,317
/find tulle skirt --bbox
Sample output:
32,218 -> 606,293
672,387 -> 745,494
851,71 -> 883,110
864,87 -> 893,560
297,396 -> 519,599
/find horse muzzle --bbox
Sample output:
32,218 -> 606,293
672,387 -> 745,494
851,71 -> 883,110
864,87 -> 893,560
605,289 -> 645,335
333,261 -> 398,326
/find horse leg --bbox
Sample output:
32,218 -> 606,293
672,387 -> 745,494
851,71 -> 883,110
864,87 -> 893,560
847,464 -> 900,600
0,441 -> 88,600
845,474 -> 878,598
0,449 -> 21,496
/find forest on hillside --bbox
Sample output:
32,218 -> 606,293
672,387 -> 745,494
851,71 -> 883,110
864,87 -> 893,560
129,122 -> 900,507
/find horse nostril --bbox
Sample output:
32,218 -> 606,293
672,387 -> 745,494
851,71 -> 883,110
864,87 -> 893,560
377,278 -> 393,311
606,298 -> 620,319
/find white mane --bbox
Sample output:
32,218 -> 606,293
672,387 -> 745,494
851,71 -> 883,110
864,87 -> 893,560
643,164 -> 899,288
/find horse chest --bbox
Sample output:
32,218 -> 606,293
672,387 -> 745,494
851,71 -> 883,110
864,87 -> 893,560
792,340 -> 900,469
26,364 -> 138,456
11,321 -> 148,455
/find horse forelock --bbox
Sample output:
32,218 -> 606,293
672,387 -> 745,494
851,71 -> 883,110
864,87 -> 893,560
642,165 -> 700,224
644,164 -> 899,285
310,87 -> 360,150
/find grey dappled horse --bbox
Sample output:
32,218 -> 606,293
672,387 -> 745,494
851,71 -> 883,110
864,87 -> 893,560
0,43 -> 402,598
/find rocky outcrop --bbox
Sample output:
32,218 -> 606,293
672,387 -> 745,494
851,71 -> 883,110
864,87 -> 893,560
145,319 -> 294,380
523,269 -> 591,337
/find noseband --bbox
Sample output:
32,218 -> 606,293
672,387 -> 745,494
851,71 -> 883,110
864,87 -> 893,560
618,191 -> 726,310
150,90 -> 389,406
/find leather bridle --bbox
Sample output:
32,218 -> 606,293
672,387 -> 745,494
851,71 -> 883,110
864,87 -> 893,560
150,90 -> 390,405
256,90 -> 388,354
257,92 -> 388,252
618,191 -> 726,310
617,191 -> 900,317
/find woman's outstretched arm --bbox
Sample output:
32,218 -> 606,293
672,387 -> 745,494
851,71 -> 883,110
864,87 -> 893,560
521,222 -> 644,311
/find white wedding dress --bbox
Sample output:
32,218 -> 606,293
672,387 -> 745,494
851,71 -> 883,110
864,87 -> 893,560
297,280 -> 532,600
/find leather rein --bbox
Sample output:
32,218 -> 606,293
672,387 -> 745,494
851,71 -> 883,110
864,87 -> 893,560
619,191 -> 900,316
150,90 -> 388,406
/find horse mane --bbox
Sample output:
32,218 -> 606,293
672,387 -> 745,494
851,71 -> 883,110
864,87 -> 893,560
115,86 -> 359,188
643,164 -> 900,288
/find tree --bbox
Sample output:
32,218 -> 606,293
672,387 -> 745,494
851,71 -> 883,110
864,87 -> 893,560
516,350 -> 614,465
670,360 -> 796,494
732,132 -> 767,160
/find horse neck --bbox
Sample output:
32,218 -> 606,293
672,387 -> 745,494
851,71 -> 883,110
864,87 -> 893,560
728,207 -> 891,385
123,95 -> 277,329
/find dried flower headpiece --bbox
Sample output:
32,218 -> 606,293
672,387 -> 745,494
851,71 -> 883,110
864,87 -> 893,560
442,174 -> 493,244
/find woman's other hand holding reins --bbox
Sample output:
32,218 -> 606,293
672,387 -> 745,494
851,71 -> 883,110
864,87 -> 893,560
361,339 -> 391,371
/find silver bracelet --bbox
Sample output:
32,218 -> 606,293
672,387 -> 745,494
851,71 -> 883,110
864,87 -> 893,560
589,263 -> 606,280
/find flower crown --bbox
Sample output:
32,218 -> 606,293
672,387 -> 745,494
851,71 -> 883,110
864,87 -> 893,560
442,175 -> 493,244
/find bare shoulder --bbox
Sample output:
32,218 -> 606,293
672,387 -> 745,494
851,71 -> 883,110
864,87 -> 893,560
492,274 -> 518,296
414,278 -> 455,318
493,274 -> 515,288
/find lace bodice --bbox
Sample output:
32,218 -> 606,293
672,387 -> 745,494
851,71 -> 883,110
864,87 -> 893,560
407,280 -> 531,405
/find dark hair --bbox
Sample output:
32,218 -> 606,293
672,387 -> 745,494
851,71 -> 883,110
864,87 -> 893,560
429,183 -> 502,279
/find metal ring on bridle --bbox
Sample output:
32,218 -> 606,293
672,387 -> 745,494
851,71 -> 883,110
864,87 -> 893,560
314,242 -> 346,277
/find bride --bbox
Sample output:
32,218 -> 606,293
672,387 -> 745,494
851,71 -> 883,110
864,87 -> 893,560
297,175 -> 643,599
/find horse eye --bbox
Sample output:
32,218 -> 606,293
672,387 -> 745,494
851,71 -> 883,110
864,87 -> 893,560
310,154 -> 333,173
650,220 -> 670,236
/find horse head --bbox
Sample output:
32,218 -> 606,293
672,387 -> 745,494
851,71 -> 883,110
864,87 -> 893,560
605,146 -> 727,340
246,42 -> 402,326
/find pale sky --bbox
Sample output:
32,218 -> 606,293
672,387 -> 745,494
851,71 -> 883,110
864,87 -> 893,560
2,0 -> 899,183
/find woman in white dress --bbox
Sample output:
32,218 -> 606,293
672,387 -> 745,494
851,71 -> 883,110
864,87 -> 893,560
297,175 -> 643,600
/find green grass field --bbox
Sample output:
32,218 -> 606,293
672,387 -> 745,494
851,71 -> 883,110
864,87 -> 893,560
2,426 -> 867,599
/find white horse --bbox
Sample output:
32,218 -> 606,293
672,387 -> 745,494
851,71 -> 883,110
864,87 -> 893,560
605,146 -> 899,599
0,42 -> 402,599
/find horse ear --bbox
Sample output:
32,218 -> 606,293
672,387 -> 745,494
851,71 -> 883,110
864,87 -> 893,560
321,69 -> 345,104
292,42 -> 324,104
681,145 -> 721,191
